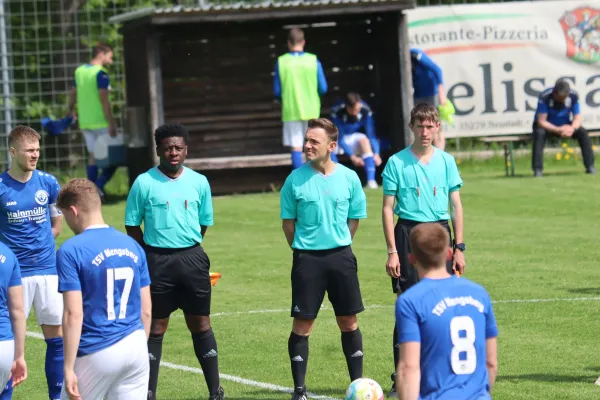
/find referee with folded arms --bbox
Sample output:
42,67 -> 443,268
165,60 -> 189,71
124,123 -> 224,400
381,103 -> 466,397
280,118 -> 367,400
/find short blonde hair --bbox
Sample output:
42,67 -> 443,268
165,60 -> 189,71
307,118 -> 338,143
409,223 -> 449,269
57,178 -> 101,212
9,125 -> 41,147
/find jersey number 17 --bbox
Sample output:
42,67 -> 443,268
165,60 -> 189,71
106,267 -> 134,320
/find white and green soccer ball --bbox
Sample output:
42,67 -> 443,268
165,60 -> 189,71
345,378 -> 384,400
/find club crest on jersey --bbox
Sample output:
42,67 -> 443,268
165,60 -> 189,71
35,190 -> 49,205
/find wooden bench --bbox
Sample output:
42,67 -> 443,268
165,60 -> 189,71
480,131 -> 600,177
185,153 -> 351,171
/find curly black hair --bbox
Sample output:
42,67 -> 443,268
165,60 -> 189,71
154,123 -> 189,147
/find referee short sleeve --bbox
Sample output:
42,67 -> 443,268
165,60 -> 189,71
280,176 -> 297,219
348,173 -> 367,219
125,178 -> 145,226
199,177 -> 214,227
382,157 -> 399,196
447,156 -> 463,192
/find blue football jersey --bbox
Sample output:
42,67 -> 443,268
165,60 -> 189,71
0,242 -> 21,342
57,226 -> 150,357
396,276 -> 498,400
0,170 -> 61,277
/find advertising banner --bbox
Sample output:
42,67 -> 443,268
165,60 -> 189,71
406,1 -> 600,137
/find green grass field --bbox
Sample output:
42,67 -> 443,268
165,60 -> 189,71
13,154 -> 600,400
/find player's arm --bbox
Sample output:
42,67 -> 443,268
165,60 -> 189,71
67,84 -> 77,116
125,178 -> 146,248
364,112 -> 380,155
382,195 -> 400,278
396,342 -> 421,400
50,215 -> 62,239
8,284 -> 27,387
316,59 -> 328,96
62,290 -> 83,399
199,178 -> 214,239
125,226 -> 144,247
570,97 -> 581,130
97,71 -> 116,136
141,286 -> 152,339
273,61 -> 282,100
450,190 -> 465,273
535,96 -> 561,134
486,337 -> 498,391
282,220 -> 295,247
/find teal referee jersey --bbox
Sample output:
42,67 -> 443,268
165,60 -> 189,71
382,146 -> 462,222
280,163 -> 367,250
125,166 -> 213,248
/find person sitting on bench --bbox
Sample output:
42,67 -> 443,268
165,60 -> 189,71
330,92 -> 382,189
532,79 -> 596,177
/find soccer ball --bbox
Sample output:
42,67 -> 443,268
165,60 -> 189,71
345,378 -> 384,400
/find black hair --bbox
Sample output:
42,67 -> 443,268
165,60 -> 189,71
154,123 -> 189,147
554,79 -> 571,97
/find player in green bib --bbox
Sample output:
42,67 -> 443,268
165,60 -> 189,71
68,43 -> 117,200
280,118 -> 367,400
381,103 -> 466,397
274,28 -> 328,170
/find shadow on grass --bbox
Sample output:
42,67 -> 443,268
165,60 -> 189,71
176,386 -> 344,400
567,287 -> 600,295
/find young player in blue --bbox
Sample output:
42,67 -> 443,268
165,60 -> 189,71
55,178 -> 151,400
395,223 -> 498,400
329,92 -> 382,189
0,126 -> 63,400
0,242 -> 27,393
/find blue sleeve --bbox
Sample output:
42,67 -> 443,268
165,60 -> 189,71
536,96 -> 549,115
447,156 -> 463,192
97,71 -> 110,90
137,247 -> 151,288
125,178 -> 146,227
348,173 -> 367,219
280,176 -> 297,220
316,59 -> 328,96
273,61 -> 282,99
418,51 -> 443,85
8,255 -> 21,288
199,178 -> 214,227
364,112 -> 380,154
382,158 -> 399,196
396,296 -> 421,344
572,100 -> 581,115
48,175 -> 60,204
57,247 -> 81,292
485,296 -> 499,339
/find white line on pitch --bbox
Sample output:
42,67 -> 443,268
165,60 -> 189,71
207,297 -> 600,318
25,332 -> 338,400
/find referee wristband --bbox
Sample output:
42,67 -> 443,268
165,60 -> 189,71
388,250 -> 398,254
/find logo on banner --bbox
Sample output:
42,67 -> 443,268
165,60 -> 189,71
560,7 -> 600,64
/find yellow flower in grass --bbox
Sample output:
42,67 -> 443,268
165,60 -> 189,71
561,143 -> 568,148
456,159 -> 462,165
565,154 -> 571,160
593,145 -> 598,151
567,148 -> 574,154
556,153 -> 562,160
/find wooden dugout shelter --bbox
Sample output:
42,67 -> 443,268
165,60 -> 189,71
110,0 -> 416,194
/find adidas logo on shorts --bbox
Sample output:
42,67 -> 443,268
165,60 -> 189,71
292,355 -> 304,362
293,305 -> 300,313
351,350 -> 363,358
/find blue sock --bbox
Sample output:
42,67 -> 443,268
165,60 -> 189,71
291,151 -> 304,169
330,152 -> 339,163
364,156 -> 376,182
86,165 -> 98,183
45,337 -> 64,400
0,378 -> 13,399
95,166 -> 118,190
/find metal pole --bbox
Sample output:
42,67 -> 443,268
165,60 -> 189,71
0,0 -> 12,169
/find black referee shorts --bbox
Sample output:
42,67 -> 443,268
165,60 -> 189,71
392,219 -> 454,294
145,243 -> 212,319
291,245 -> 364,319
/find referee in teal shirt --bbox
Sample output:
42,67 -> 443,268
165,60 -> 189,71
280,118 -> 367,400
124,124 -> 224,400
381,103 -> 466,397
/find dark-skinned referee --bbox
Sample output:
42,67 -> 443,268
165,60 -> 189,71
125,123 -> 224,400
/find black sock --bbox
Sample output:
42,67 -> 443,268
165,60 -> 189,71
192,329 -> 221,395
147,334 -> 164,400
288,332 -> 309,392
341,328 -> 363,381
393,324 -> 400,380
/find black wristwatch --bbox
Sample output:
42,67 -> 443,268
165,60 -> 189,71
454,243 -> 466,252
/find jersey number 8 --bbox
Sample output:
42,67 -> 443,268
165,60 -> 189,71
450,316 -> 476,375
106,267 -> 134,321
